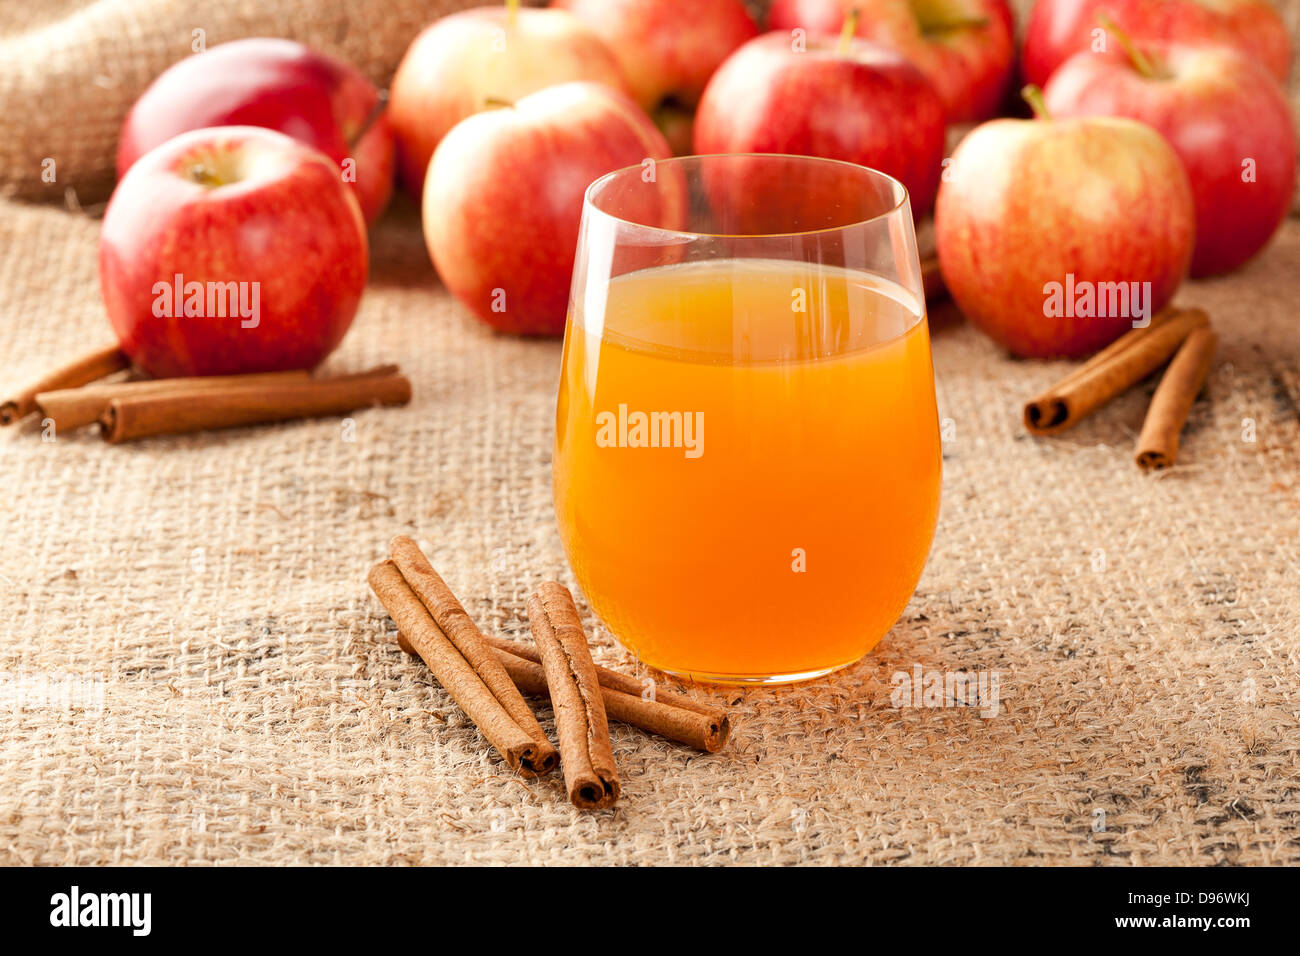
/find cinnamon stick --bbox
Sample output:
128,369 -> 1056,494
1135,327 -> 1217,471
527,582 -> 619,810
368,560 -> 556,777
1023,307 -> 1209,435
481,632 -> 728,729
396,631 -> 731,753
1,345 -> 128,425
494,645 -> 730,754
388,535 -> 557,769
100,369 -> 411,443
36,369 -> 311,430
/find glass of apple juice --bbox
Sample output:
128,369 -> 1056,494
554,154 -> 941,684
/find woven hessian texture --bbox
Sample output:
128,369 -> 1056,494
1,0 -> 1298,865
4,195 -> 1298,865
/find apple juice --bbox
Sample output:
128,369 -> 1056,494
553,257 -> 942,681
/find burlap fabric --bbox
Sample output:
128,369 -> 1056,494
1,1 -> 1298,866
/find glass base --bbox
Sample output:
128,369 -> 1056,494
653,656 -> 863,686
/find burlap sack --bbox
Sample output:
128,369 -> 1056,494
0,0 -> 1297,865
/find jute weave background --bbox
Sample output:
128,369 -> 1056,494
1,1 -> 1298,865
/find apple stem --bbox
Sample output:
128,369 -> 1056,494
187,163 -> 222,187
506,0 -> 519,29
1098,13 -> 1158,79
348,89 -> 388,151
837,6 -> 860,56
1021,84 -> 1051,121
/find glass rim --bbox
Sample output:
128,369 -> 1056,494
582,152 -> 912,241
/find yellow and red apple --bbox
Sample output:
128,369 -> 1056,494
389,2 -> 628,198
423,82 -> 673,336
935,91 -> 1195,358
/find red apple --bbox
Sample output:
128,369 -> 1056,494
1022,0 -> 1291,87
117,38 -> 394,225
1043,40 -> 1297,276
693,31 -> 946,217
389,2 -> 628,198
424,82 -> 674,336
934,92 -> 1195,358
552,0 -> 758,148
768,0 -> 1016,123
101,127 -> 368,378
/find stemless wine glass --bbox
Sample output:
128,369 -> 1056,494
555,154 -> 941,684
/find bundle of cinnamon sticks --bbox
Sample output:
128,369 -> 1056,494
367,535 -> 731,811
1023,307 -> 1218,470
1,345 -> 410,442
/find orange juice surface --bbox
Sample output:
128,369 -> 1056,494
554,258 -> 941,680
